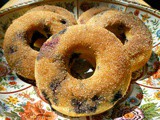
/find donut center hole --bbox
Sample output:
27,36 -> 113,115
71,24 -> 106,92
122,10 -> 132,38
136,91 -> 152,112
69,53 -> 95,79
105,24 -> 130,44
30,30 -> 51,51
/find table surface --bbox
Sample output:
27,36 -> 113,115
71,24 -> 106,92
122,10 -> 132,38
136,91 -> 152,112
0,0 -> 150,10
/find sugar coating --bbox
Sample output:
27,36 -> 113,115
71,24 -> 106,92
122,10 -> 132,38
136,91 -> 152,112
35,25 -> 132,117
87,9 -> 153,71
28,5 -> 77,25
3,11 -> 74,80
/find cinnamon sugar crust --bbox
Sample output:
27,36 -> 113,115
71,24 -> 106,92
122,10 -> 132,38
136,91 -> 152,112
28,5 -> 77,25
35,25 -> 131,116
87,9 -> 152,71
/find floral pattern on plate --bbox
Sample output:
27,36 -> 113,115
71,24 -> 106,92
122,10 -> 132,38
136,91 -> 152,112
0,48 -> 31,93
0,83 -> 153,120
0,86 -> 58,120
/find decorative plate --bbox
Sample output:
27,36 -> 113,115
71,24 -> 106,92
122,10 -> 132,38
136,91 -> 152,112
0,0 -> 160,120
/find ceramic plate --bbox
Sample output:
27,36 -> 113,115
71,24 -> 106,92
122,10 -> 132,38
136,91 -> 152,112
0,0 -> 160,120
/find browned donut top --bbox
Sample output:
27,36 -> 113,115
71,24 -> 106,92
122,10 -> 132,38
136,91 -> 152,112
35,25 -> 131,116
77,6 -> 110,24
87,10 -> 152,71
28,5 -> 77,25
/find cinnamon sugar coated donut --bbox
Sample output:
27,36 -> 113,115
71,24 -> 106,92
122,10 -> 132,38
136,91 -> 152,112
35,25 -> 131,116
77,6 -> 109,24
87,9 -> 152,71
28,5 -> 77,25
3,11 -> 74,80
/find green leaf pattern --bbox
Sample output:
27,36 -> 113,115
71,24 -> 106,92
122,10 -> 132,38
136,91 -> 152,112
141,103 -> 160,120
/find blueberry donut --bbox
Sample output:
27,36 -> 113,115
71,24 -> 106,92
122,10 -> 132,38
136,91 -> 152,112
28,5 -> 77,25
3,11 -> 74,80
87,10 -> 152,71
35,25 -> 131,116
77,6 -> 109,24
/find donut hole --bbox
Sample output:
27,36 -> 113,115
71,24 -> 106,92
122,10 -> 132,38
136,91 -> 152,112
105,24 -> 130,44
30,30 -> 51,51
68,52 -> 96,79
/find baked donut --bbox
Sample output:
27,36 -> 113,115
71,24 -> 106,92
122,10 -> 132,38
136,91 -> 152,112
77,6 -> 109,24
87,10 -> 152,71
35,25 -> 131,116
28,5 -> 77,25
3,11 -> 74,80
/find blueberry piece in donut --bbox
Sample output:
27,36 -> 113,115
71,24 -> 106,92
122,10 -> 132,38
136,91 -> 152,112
60,19 -> 67,24
42,36 -> 60,49
91,95 -> 104,102
14,31 -> 27,41
58,28 -> 67,35
71,99 -> 97,113
74,103 -> 87,113
87,104 -> 97,113
111,91 -> 122,103
92,95 -> 99,101
71,99 -> 81,107
50,80 -> 61,94
8,46 -> 17,54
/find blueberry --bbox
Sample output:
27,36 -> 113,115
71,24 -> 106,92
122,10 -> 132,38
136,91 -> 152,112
87,105 -> 97,112
16,32 -> 26,40
71,99 -> 80,106
60,19 -> 67,24
8,46 -> 17,54
112,91 -> 122,102
71,99 -> 97,113
50,80 -> 60,94
58,28 -> 67,35
36,54 -> 42,61
92,95 -> 99,101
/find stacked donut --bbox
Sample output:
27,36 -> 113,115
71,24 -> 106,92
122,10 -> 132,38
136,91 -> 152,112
78,7 -> 152,72
3,5 -> 152,117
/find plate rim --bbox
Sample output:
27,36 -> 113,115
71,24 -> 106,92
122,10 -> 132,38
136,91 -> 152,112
0,0 -> 159,18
